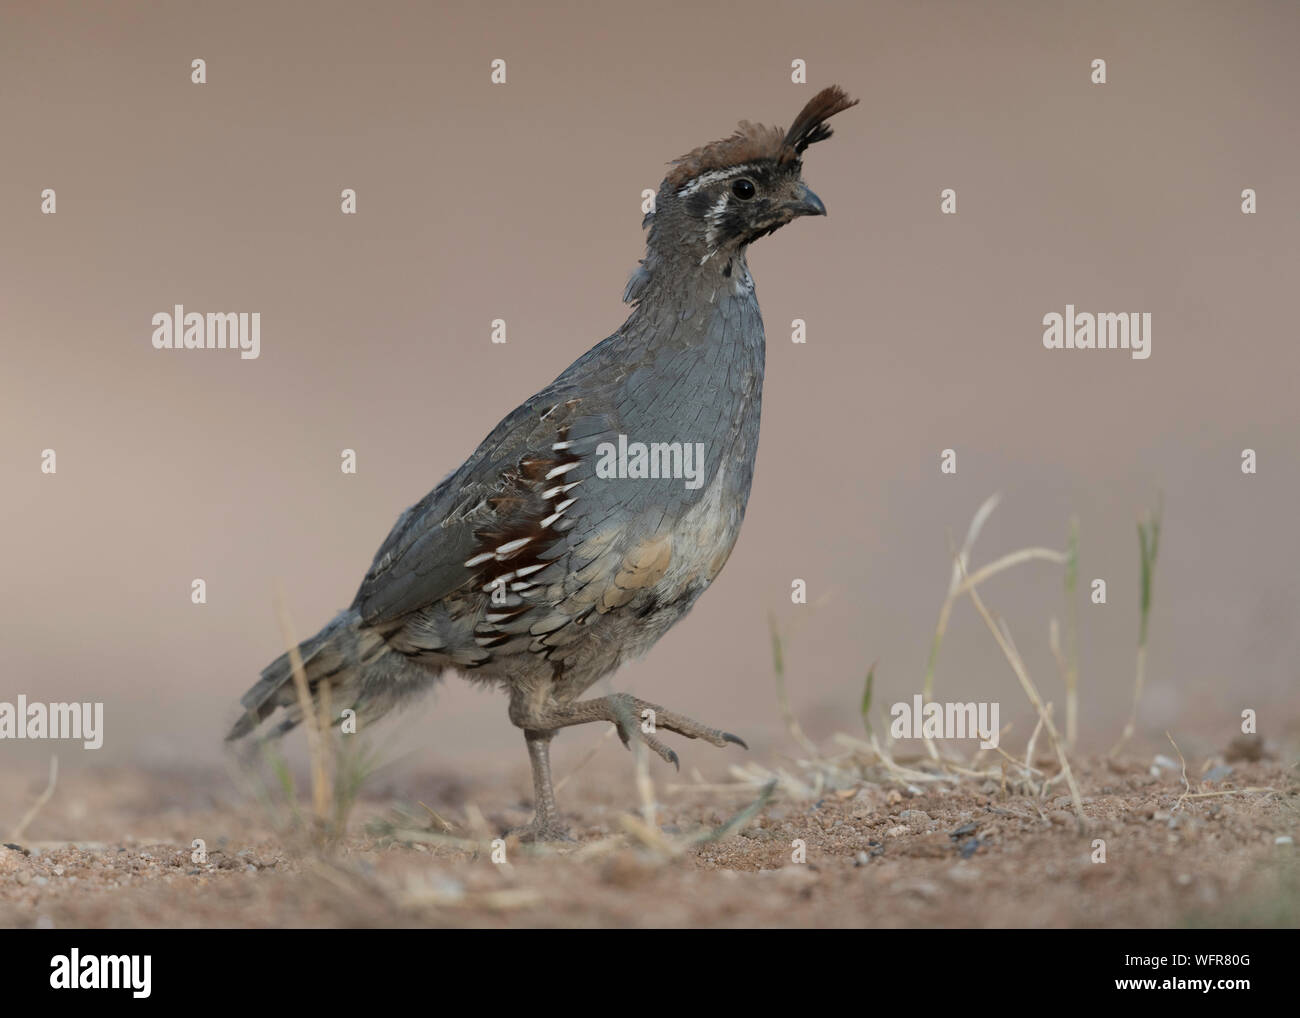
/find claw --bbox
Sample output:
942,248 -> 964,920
723,732 -> 749,750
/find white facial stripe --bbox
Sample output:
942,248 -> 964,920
676,163 -> 761,198
702,191 -> 730,250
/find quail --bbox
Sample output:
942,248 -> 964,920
228,86 -> 857,840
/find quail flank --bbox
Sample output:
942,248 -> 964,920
228,86 -> 858,841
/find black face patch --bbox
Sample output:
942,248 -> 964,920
714,198 -> 774,246
680,163 -> 797,251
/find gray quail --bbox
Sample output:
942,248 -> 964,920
228,86 -> 857,840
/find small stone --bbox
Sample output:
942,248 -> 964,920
854,851 -> 870,867
1225,735 -> 1263,762
1203,765 -> 1234,783
16,871 -> 31,886
901,879 -> 941,901
950,822 -> 978,839
1275,836 -> 1294,847
33,875 -> 49,886
886,825 -> 908,838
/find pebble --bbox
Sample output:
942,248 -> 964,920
1275,836 -> 1294,847
901,879 -> 941,901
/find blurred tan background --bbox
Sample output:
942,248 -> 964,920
2,0 -> 1297,784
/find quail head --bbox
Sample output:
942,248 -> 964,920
228,85 -> 857,840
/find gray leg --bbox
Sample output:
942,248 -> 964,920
506,690 -> 746,841
512,728 -> 572,842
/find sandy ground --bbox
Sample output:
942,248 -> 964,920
0,739 -> 1295,929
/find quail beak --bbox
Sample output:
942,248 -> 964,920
785,182 -> 827,218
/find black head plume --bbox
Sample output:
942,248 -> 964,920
783,85 -> 859,158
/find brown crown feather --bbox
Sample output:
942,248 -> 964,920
664,85 -> 858,189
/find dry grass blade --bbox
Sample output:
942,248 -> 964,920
860,662 -> 876,736
274,583 -> 333,830
955,551 -> 1087,827
1166,731 -> 1191,811
921,495 -> 1067,763
1063,517 -> 1080,747
416,801 -> 458,833
8,755 -> 58,843
689,779 -> 778,845
952,547 -> 1071,599
923,493 -> 1001,706
1024,703 -> 1049,776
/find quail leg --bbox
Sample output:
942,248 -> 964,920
509,728 -> 573,842
507,692 -> 746,841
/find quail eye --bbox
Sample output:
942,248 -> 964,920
731,178 -> 756,200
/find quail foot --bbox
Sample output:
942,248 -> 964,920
227,86 -> 858,841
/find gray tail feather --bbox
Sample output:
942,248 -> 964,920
226,612 -> 354,742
